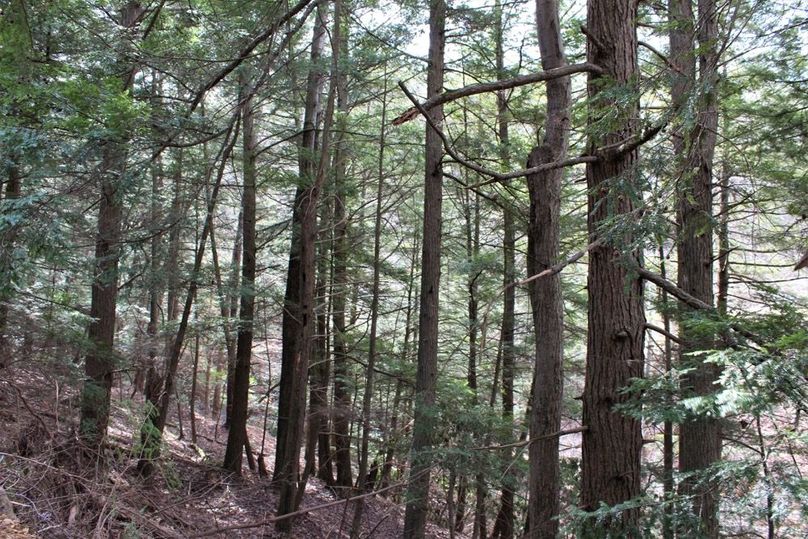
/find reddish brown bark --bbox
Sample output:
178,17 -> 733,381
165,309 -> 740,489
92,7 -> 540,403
580,0 -> 645,534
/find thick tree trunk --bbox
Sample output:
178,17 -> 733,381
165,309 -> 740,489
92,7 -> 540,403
274,0 -> 326,493
80,148 -> 125,444
224,79 -> 257,473
580,0 -> 645,534
403,0 -> 445,535
525,1 -> 570,537
674,0 -> 721,536
275,0 -> 336,526
80,2 -> 144,444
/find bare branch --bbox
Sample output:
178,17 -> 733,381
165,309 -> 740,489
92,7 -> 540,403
398,82 -> 598,183
515,239 -> 602,288
473,427 -> 588,451
392,63 -> 604,125
189,0 -> 316,111
645,323 -> 684,345
636,266 -> 765,347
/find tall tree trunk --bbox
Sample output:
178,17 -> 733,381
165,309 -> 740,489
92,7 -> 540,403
491,4 -> 515,535
403,0 -> 445,535
463,188 -> 487,539
224,77 -> 258,473
190,323 -> 200,446
580,0 -> 645,534
209,208 -> 241,427
306,208 -> 333,484
329,1 -> 354,494
525,1 -> 570,537
274,0 -> 326,493
80,2 -> 144,445
224,208 -> 243,427
657,240 -> 675,539
350,23 -> 382,537
675,0 -> 721,536
275,0 -> 337,526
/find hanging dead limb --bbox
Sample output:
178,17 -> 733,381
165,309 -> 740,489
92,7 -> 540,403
189,0 -> 316,110
645,323 -> 684,345
392,63 -> 604,125
515,239 -> 603,288
398,82 -> 599,183
636,266 -> 766,348
472,427 -> 588,451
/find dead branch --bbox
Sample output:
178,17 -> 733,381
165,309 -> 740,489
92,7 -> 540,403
472,427 -> 588,451
392,63 -> 603,125
398,82 -> 598,183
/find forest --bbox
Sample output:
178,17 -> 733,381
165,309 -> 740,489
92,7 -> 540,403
0,0 -> 807,537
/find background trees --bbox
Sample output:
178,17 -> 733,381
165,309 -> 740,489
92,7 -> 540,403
0,0 -> 806,537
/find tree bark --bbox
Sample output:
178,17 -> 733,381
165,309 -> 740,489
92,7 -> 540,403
275,0 -> 336,526
674,1 -> 721,536
224,76 -> 258,473
79,1 -> 144,445
403,0 -> 445,535
274,0 -> 327,493
580,0 -> 645,534
526,1 -> 570,537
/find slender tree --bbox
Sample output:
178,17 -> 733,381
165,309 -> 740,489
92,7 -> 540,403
403,0 -> 445,534
224,74 -> 258,473
673,0 -> 721,535
329,0 -> 354,492
526,0 -> 570,536
275,0 -> 339,525
491,4 -> 516,536
274,0 -> 327,496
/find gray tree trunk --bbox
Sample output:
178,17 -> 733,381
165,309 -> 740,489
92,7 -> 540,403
403,0 -> 445,535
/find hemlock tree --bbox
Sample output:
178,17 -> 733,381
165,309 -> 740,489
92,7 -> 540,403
403,0 -> 446,535
526,0 -> 571,536
580,0 -> 646,533
672,0 -> 722,535
80,1 -> 146,445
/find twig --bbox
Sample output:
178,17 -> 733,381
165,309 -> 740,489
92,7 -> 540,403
472,427 -> 588,451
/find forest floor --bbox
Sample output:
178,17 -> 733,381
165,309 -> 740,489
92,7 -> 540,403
0,364 -> 462,538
